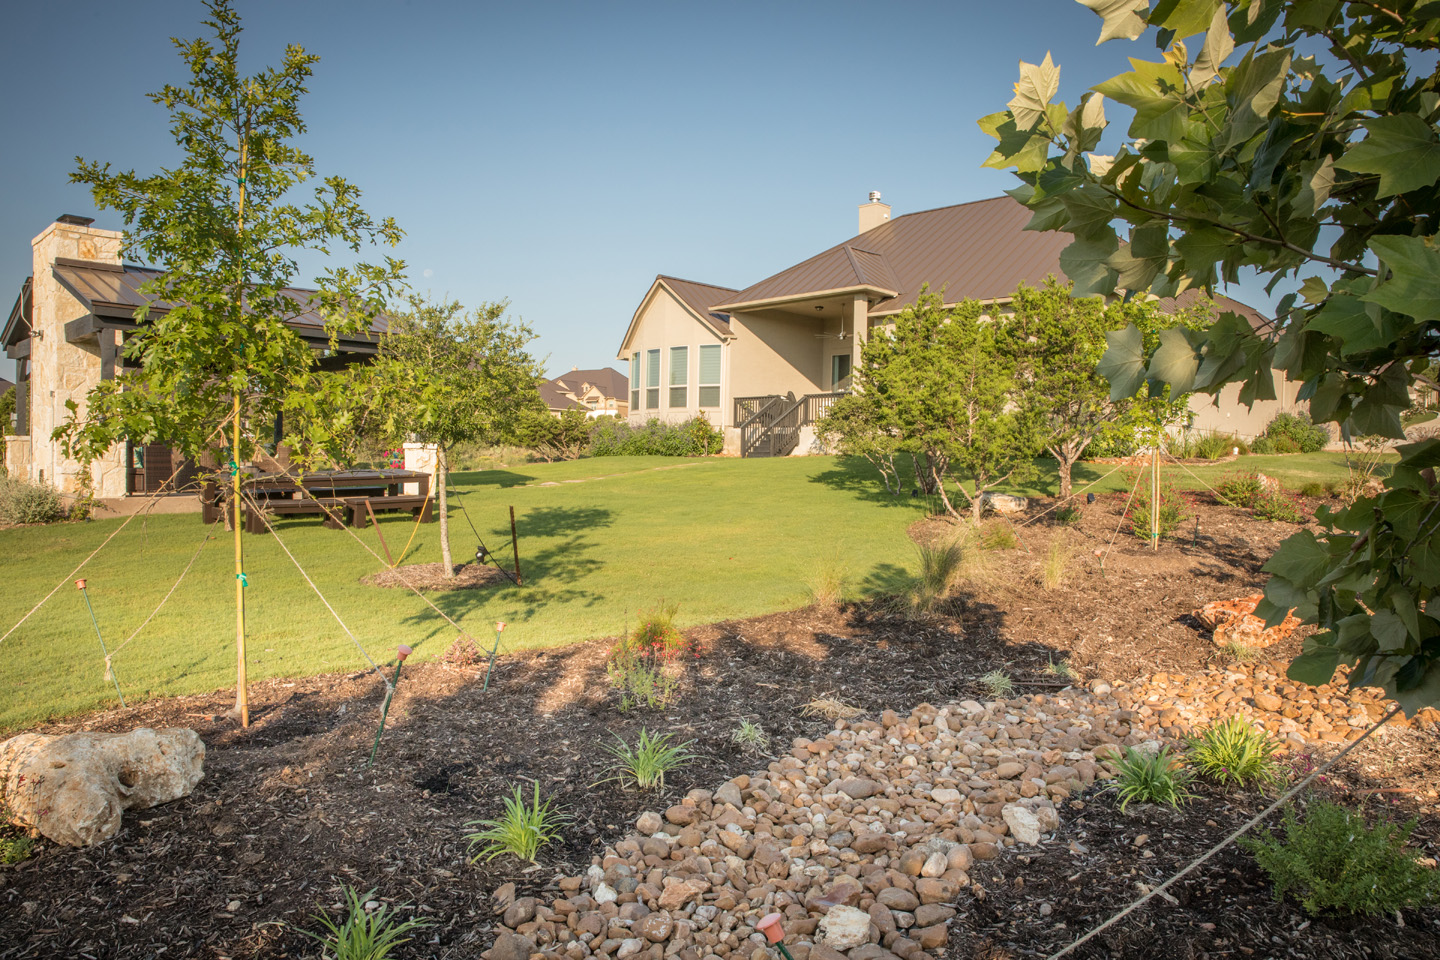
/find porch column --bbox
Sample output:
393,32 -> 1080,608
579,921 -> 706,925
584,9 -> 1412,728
850,295 -> 868,389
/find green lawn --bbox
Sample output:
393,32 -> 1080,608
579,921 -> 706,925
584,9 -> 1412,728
0,451 -> 1377,732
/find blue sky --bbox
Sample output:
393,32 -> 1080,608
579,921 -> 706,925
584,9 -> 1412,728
0,0 -> 1278,386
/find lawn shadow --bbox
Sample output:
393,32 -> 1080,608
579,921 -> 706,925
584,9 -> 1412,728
807,454 -> 929,508
451,469 -> 541,490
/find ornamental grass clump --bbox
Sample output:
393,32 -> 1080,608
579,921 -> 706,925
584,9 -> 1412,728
599,728 -> 696,791
730,719 -> 770,755
1187,715 -> 1282,789
300,885 -> 431,960
1241,798 -> 1440,918
896,539 -> 966,618
464,781 -> 568,863
979,669 -> 1015,699
1112,746 -> 1196,812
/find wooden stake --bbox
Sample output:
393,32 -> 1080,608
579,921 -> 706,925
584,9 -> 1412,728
232,107 -> 252,728
509,505 -> 523,586
1151,442 -> 1160,551
366,499 -> 394,566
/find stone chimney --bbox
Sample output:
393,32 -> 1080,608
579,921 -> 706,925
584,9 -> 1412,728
858,191 -> 891,234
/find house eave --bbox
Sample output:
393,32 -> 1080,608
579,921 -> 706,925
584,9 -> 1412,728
714,284 -> 899,314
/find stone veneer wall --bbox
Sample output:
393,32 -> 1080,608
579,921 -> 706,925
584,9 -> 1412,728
24,222 -> 128,499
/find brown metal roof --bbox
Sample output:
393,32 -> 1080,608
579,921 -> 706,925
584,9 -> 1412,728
1154,288 -> 1273,333
539,380 -> 585,410
49,260 -> 390,343
658,276 -> 738,336
551,366 -> 628,399
718,196 -> 1071,313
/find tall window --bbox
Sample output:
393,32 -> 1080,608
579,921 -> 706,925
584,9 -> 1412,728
646,349 -> 660,409
630,352 -> 640,411
832,353 -> 853,388
669,346 -> 688,408
698,344 -> 721,408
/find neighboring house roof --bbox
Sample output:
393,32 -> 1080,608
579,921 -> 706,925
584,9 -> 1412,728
552,366 -> 628,400
1155,287 -> 1272,333
717,196 -> 1068,315
35,258 -> 388,351
539,381 -> 585,410
618,276 -> 739,355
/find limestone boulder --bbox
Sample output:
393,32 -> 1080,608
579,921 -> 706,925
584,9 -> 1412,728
0,728 -> 204,847
1193,595 -> 1300,649
980,492 -> 1028,516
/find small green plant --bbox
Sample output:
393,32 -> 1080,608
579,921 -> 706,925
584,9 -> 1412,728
599,728 -> 696,791
1241,798 -> 1440,917
730,719 -> 770,754
464,781 -> 568,863
1112,746 -> 1196,812
980,522 -> 1018,551
978,669 -> 1015,699
1125,472 -> 1190,542
1043,655 -> 1075,681
1219,639 -> 1261,663
300,885 -> 431,960
1251,490 -> 1306,523
896,538 -> 965,618
1040,535 -> 1071,591
1296,480 -> 1326,498
1054,503 -> 1083,525
606,605 -> 693,711
0,474 -> 68,525
1187,716 -> 1282,789
0,833 -> 33,864
1259,412 -> 1331,455
807,554 -> 848,607
1216,471 -> 1265,509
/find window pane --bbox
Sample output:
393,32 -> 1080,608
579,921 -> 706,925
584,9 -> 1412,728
631,351 -> 639,384
631,389 -> 639,410
670,386 -> 687,408
832,353 -> 852,385
646,349 -> 660,388
670,346 -> 688,386
646,387 -> 659,409
698,385 -> 720,408
699,344 -> 721,385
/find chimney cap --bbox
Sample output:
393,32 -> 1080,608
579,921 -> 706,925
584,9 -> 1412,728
56,214 -> 95,227
868,191 -> 882,203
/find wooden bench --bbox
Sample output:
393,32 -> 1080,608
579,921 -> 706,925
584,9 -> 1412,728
243,498 -> 350,534
343,495 -> 435,528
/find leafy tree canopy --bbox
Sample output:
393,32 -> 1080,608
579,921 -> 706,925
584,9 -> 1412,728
982,0 -> 1440,712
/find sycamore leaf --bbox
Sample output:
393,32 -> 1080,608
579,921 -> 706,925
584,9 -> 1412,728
1371,609 -> 1410,652
1190,3 -> 1234,88
1225,49 -> 1290,145
1058,184 -> 1120,239
1147,325 -> 1201,394
1294,155 -> 1335,216
1298,276 -> 1329,304
978,111 -> 1053,174
1287,645 -> 1342,686
1306,294 -> 1393,356
1363,236 -> 1440,322
1262,529 -> 1331,588
1097,323 -> 1146,399
1096,58 -> 1190,143
1335,115 -> 1440,198
1060,233 -> 1120,297
1009,53 -> 1061,132
1153,0 -> 1223,38
1079,0 -> 1152,43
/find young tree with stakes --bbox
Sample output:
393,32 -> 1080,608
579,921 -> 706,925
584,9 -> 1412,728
60,1 -> 405,725
982,0 -> 1440,712
358,295 -> 544,577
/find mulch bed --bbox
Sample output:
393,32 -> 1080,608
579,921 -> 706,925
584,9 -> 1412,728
362,561 -> 514,591
1,495 -> 1436,959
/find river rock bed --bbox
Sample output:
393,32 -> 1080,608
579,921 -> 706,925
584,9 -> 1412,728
488,670 -> 1417,960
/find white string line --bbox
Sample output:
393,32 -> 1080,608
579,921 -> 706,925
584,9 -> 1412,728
1015,461 -> 1128,530
240,490 -> 391,691
1046,703 -> 1403,959
107,528 -> 213,659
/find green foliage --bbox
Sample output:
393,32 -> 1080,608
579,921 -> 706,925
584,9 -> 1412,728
0,386 -> 13,465
980,523 -> 1019,551
0,834 -> 32,864
1186,715 -> 1282,789
815,394 -> 906,495
1043,655 -> 1075,680
898,539 -> 965,618
1261,414 -> 1331,456
518,407 -> 595,462
1008,279 -> 1197,498
982,0 -> 1440,710
1112,746 -> 1195,812
464,782 -> 568,863
606,606 -> 693,711
600,728 -> 696,791
60,0 -> 403,472
1041,535 -> 1072,590
1252,490 -> 1307,524
1125,471 -> 1190,541
806,553 -> 849,607
979,669 -> 1015,699
1170,431 -> 1249,460
1217,471 -> 1265,509
1241,799 -> 1440,917
0,475 -> 68,525
730,719 -> 770,754
1220,639 -> 1261,663
590,417 -> 721,457
1055,503 -> 1084,525
300,885 -> 431,960
850,290 -> 1047,521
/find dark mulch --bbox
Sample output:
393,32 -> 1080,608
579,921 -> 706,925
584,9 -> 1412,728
1,496 -> 1436,959
362,561 -> 514,591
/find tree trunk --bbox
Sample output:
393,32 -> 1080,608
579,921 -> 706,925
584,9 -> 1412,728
438,444 -> 453,577
929,460 -> 962,520
913,451 -> 938,493
1050,447 -> 1075,500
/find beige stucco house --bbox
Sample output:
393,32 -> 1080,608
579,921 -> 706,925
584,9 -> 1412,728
2,215 -> 385,503
618,194 -> 1297,455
